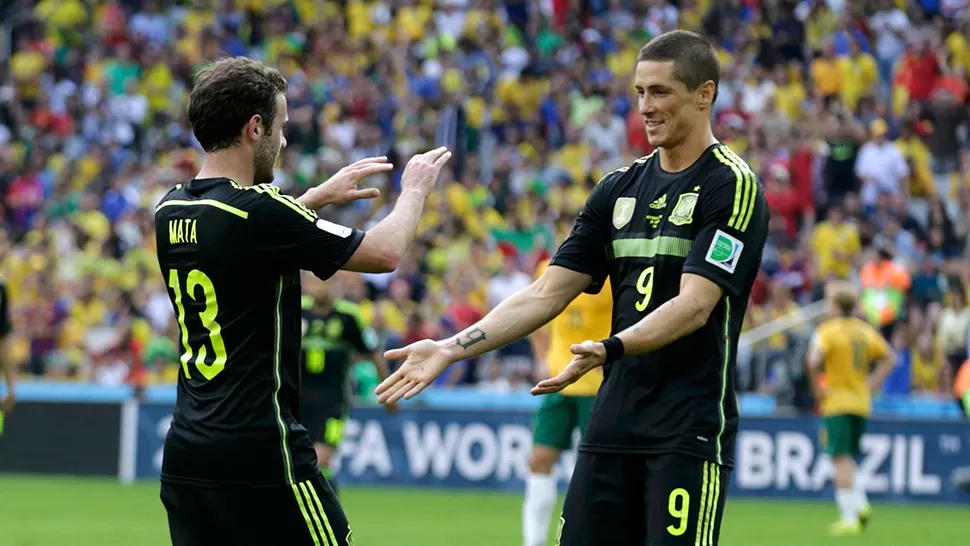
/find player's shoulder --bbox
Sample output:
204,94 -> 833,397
815,319 -> 837,338
597,150 -> 658,188
154,178 -> 267,219
583,151 -> 658,208
702,143 -> 762,191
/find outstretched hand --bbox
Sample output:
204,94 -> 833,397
531,340 -> 607,396
300,156 -> 392,209
376,339 -> 453,405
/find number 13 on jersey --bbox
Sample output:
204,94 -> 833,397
168,269 -> 228,380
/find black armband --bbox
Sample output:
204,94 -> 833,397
600,336 -> 625,364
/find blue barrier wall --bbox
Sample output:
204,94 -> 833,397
134,404 -> 970,504
4,381 -> 969,503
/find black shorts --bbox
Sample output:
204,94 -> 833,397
558,452 -> 730,546
301,401 -> 347,448
161,473 -> 354,546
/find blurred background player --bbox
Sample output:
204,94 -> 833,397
300,273 -> 392,496
806,280 -> 897,537
522,256 -> 612,546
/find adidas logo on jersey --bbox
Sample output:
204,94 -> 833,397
649,195 -> 667,209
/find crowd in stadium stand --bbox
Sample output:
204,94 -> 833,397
3,0 -> 970,408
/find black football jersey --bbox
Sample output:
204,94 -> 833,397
300,300 -> 378,409
154,177 -> 364,486
550,143 -> 769,468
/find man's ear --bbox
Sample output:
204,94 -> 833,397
697,80 -> 717,110
246,115 -> 263,141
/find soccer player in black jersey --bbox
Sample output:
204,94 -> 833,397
155,57 -> 450,546
378,31 -> 768,546
300,274 -> 391,495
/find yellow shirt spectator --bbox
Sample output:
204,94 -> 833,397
947,29 -> 970,75
35,0 -> 86,28
346,0 -> 375,39
10,49 -> 46,100
774,81 -> 807,121
397,4 -> 432,42
911,336 -> 943,393
142,63 -> 175,114
555,142 -> 592,184
811,55 -> 842,98
896,135 -> 934,197
838,52 -> 879,110
811,219 -> 861,280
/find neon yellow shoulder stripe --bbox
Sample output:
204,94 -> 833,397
722,147 -> 758,232
711,147 -> 756,232
249,184 -> 318,222
155,199 -> 249,219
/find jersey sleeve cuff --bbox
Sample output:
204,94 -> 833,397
548,257 -> 607,294
321,229 -> 365,277
681,265 -> 742,298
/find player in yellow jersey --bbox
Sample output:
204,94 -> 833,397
806,281 -> 896,537
522,258 -> 612,546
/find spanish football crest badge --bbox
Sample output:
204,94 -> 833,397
612,197 -> 636,230
669,192 -> 698,226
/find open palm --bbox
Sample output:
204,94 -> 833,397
531,340 -> 606,395
376,340 -> 453,404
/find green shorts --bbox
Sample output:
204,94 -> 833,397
822,414 -> 867,457
532,393 -> 595,451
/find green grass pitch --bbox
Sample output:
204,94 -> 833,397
0,474 -> 966,545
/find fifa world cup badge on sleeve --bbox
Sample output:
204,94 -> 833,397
705,229 -> 744,274
612,198 -> 636,230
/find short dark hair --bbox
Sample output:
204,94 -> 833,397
188,57 -> 288,153
637,30 -> 720,104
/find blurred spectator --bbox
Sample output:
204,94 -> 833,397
855,118 -> 909,209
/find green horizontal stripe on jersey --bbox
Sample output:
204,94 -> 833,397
155,199 -> 250,219
303,338 -> 345,351
609,236 -> 692,259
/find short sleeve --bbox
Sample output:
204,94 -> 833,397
550,177 -> 613,294
251,188 -> 365,280
682,165 -> 769,298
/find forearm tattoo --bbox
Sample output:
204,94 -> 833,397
455,327 -> 487,350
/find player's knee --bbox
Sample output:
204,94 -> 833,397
529,446 -> 560,474
315,444 -> 334,469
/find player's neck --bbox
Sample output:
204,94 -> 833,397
658,123 -> 718,173
196,151 -> 256,186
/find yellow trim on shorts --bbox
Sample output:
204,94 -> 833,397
291,481 -> 326,546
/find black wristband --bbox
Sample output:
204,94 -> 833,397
600,336 -> 625,364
